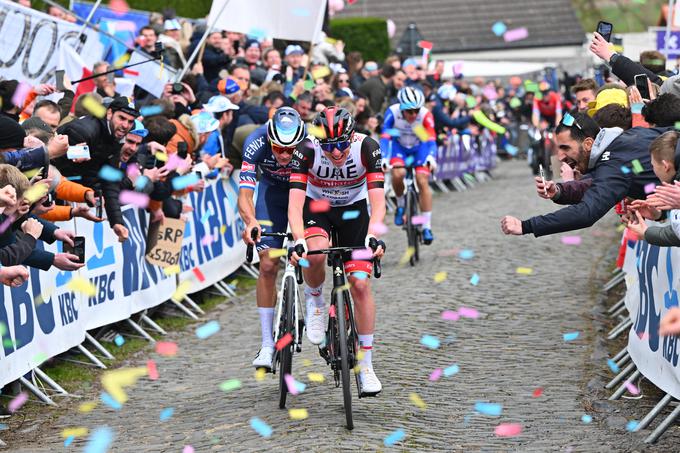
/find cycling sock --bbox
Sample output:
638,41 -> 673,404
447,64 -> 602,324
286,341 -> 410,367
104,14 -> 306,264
422,211 -> 432,229
358,334 -> 374,368
396,195 -> 405,208
304,284 -> 325,308
258,307 -> 275,348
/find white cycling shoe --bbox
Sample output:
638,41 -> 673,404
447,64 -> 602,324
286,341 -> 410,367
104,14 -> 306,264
306,300 -> 327,345
252,346 -> 274,370
359,367 -> 382,396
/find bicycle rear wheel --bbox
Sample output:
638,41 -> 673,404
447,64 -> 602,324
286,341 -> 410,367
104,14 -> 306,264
406,188 -> 420,265
278,276 -> 295,409
335,290 -> 353,430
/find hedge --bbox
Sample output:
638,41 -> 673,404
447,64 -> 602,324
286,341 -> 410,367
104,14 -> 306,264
329,17 -> 389,63
34,0 -> 213,19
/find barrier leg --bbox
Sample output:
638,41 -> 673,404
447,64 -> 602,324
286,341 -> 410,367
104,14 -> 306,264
634,393 -> 673,432
609,370 -> 641,400
18,376 -> 55,406
85,332 -> 115,360
607,318 -> 632,340
140,314 -> 167,336
182,295 -> 205,315
75,344 -> 107,368
612,346 -> 628,363
462,173 -> 476,188
605,362 -> 636,389
169,299 -> 199,320
451,177 -> 467,192
602,271 -> 625,293
474,172 -> 489,183
33,367 -> 68,395
645,403 -> 680,443
240,264 -> 260,279
607,296 -> 626,314
215,281 -> 236,297
434,180 -> 450,193
126,319 -> 156,343
610,304 -> 628,320
616,352 -> 631,368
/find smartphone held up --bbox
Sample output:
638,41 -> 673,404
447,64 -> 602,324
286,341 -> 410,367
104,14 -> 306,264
596,21 -> 613,42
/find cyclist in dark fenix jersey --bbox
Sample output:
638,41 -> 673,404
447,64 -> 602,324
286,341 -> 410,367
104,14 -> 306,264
237,107 -> 306,371
381,86 -> 438,244
288,107 -> 386,396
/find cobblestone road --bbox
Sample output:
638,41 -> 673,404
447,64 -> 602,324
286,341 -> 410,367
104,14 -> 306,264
9,160 -> 664,452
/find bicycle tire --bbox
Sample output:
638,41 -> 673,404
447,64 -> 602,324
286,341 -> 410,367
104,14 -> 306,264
278,275 -> 295,409
335,290 -> 354,430
407,189 -> 420,265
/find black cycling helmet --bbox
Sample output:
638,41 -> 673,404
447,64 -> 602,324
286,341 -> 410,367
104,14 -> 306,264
313,106 -> 355,143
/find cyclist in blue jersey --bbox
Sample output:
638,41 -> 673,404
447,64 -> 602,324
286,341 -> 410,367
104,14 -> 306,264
380,87 -> 438,244
237,107 -> 306,370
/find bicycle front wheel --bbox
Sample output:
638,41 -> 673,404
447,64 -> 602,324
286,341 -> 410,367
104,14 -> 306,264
278,275 -> 295,409
335,290 -> 353,430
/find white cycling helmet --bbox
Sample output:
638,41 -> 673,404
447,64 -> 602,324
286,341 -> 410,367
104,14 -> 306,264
267,107 -> 306,147
397,86 -> 425,110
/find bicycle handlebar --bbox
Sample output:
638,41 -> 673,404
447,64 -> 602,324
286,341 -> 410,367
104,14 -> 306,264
246,229 -> 295,263
300,241 -> 386,279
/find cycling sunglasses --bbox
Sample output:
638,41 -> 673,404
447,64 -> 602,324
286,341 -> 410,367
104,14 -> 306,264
320,140 -> 351,152
403,108 -> 419,115
272,143 -> 295,155
561,113 -> 582,130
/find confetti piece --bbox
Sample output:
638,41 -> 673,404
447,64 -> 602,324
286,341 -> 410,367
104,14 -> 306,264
172,280 -> 192,302
561,235 -> 582,245
492,21 -> 507,36
200,209 -> 213,224
255,368 -> 266,381
268,248 -> 288,259
98,165 -> 124,182
305,372 -> 324,384
196,320 -> 221,339
155,341 -> 178,356
183,446 -> 195,453
192,267 -> 205,282
311,66 -> 331,80
289,408 -> 309,420
384,429 -> 406,446
62,427 -> 89,438
399,246 -> 415,265
626,420 -> 638,431
470,273 -> 480,286
441,310 -> 460,321
631,159 -> 643,174
411,215 -> 427,225
8,392 -> 28,412
458,249 -> 475,260
275,333 -> 293,353
383,128 -> 401,137
23,183 -> 49,204
516,267 -> 533,275
624,381 -> 640,395
84,426 -> 114,453
11,81 -> 31,109
495,423 -> 522,437
219,379 -> 242,392
100,392 -> 122,410
409,392 -> 427,409
284,374 -> 306,395
475,402 -> 502,416
172,173 -> 200,191
66,276 -> 96,296
119,190 -> 149,208
444,364 -> 460,377
299,258 -> 310,268
140,105 -> 164,117
563,332 -> 580,342
434,271 -> 447,283
101,367 -> 147,404
429,368 -> 443,381
64,436 -> 75,447
201,234 -> 213,246
160,407 -> 174,421
147,360 -> 158,380
503,27 -> 529,42
250,417 -> 273,437
114,334 -> 125,347
532,388 -> 543,398
308,124 -> 326,139
342,210 -> 360,220
351,248 -> 374,260
581,414 -> 592,424
458,306 -> 479,319
620,165 -> 631,174
154,151 -> 168,162
644,183 -> 656,194
163,265 -> 180,276
412,124 -> 431,142
79,401 -> 97,413
353,271 -> 368,280
607,359 -> 620,373
420,335 -> 440,349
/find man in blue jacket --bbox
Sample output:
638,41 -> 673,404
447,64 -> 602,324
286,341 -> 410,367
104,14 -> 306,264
501,112 -> 671,237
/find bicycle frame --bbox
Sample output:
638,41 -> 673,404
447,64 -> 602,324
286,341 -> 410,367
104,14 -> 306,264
273,257 -> 303,354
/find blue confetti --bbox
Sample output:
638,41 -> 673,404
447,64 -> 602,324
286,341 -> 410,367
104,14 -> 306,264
172,173 -> 200,191
342,210 -> 360,220
384,429 -> 406,446
66,176 -> 82,181
405,155 -> 415,167
353,271 -> 369,280
384,128 -> 401,137
196,320 -> 221,339
563,331 -> 580,342
444,364 -> 460,377
459,249 -> 475,260
420,335 -> 440,349
474,402 -> 503,416
294,380 -> 306,393
470,273 -> 480,286
291,7 -> 310,16
100,392 -> 122,410
620,166 -> 631,174
64,435 -> 75,446
492,21 -> 507,36
581,414 -> 592,424
247,28 -> 267,39
250,417 -> 273,438
0,424 -> 6,430
140,105 -> 164,117
134,175 -> 149,191
298,258 -> 310,268
114,334 -> 125,347
159,407 -> 174,421
98,165 -> 123,182
504,143 -> 519,156
200,208 -> 213,224
626,420 -> 638,431
607,359 -> 620,373
84,426 -> 114,453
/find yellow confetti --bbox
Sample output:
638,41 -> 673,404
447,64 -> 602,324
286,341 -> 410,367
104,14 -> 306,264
78,401 -> 97,413
616,224 -> 626,233
515,267 -> 533,275
23,183 -> 48,203
257,220 -> 274,227
268,248 -> 287,259
171,280 -> 192,302
229,279 -> 238,287
163,265 -> 181,276
255,367 -> 267,381
412,124 -> 431,142
356,349 -> 365,361
311,66 -> 331,80
154,151 -> 168,162
398,247 -> 415,266
81,95 -> 106,118
308,124 -> 326,139
101,367 -> 147,404
34,286 -> 55,306
61,427 -> 88,438
307,372 -> 325,383
289,408 -> 309,420
353,364 -> 361,374
220,225 -> 227,234
66,276 -> 96,297
409,392 -> 427,410
22,168 -> 40,179
302,359 -> 313,367
434,271 -> 447,283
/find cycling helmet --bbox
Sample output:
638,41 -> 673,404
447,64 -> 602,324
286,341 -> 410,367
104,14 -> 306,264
313,106 -> 355,143
267,107 -> 306,147
397,86 -> 425,110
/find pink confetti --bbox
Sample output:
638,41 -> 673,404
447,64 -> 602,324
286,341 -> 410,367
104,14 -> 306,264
0,215 -> 14,235
284,374 -> 300,395
441,310 -> 460,321
411,215 -> 427,225
126,163 -> 140,179
561,235 -> 582,246
147,359 -> 159,380
109,0 -> 129,14
644,183 -> 656,194
458,306 -> 479,319
119,190 -> 149,208
372,222 -> 388,235
201,234 -> 213,246
494,423 -> 522,437
155,341 -> 178,356
429,368 -> 443,381
182,447 -> 195,453
624,381 -> 640,395
351,248 -> 374,260
8,392 -> 28,413
636,331 -> 650,340
503,27 -> 529,42
11,82 -> 31,110
164,153 -> 184,172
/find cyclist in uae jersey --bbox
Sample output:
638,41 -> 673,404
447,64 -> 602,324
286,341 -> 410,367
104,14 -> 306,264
238,107 -> 306,371
381,86 -> 437,244
288,106 -> 386,396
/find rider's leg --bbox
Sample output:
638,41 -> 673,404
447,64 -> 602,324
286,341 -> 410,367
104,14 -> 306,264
390,144 -> 408,208
349,275 -> 375,364
303,234 -> 330,344
256,251 -> 279,349
415,169 -> 433,228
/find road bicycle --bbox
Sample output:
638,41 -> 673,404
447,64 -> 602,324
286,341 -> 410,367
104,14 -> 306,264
395,165 -> 421,266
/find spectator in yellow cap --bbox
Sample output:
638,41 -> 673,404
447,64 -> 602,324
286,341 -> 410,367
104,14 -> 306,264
586,84 -> 629,117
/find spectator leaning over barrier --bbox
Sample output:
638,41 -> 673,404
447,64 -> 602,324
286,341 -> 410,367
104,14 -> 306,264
501,111 -> 671,237
571,78 -> 598,114
590,33 -> 668,86
201,95 -> 239,177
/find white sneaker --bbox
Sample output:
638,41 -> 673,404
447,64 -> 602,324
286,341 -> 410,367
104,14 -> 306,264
252,346 -> 274,370
359,367 -> 382,396
306,300 -> 326,345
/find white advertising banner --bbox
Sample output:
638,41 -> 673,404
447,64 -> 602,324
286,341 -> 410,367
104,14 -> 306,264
123,50 -> 176,98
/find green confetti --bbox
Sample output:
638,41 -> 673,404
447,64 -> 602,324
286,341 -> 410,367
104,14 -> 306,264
32,352 -> 48,364
0,322 -> 5,336
465,96 -> 477,108
675,121 -> 680,130
631,159 -> 644,174
219,379 -> 242,392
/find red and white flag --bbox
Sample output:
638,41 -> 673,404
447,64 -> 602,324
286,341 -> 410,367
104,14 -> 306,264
58,43 -> 96,103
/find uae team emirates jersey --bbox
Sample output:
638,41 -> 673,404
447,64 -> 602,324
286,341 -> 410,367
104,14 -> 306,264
289,133 -> 385,206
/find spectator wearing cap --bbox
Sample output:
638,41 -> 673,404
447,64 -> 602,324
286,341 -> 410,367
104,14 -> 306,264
432,84 -> 471,135
54,96 -> 139,243
284,45 -> 306,85
203,31 -> 231,84
202,95 -> 240,162
0,116 -> 62,171
241,40 -> 267,87
358,64 -> 396,114
352,61 -> 377,91
586,84 -> 629,117
158,19 -> 187,69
